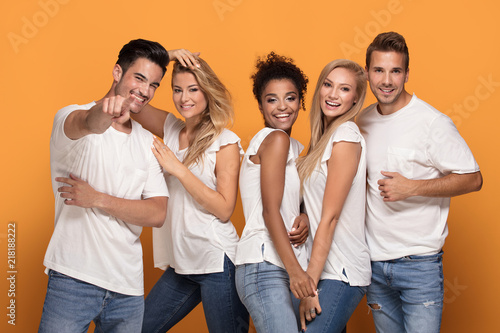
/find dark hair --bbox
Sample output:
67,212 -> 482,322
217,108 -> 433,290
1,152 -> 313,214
252,52 -> 308,110
366,32 -> 409,71
116,39 -> 169,77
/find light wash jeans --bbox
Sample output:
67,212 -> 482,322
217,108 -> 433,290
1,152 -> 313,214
366,252 -> 444,333
292,278 -> 366,333
38,270 -> 144,333
142,255 -> 249,333
236,260 -> 299,333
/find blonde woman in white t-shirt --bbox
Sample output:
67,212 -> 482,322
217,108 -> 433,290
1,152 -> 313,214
295,59 -> 370,333
133,52 -> 249,332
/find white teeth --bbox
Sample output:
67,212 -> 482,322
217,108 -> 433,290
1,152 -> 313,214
381,89 -> 392,93
326,101 -> 340,107
275,114 -> 290,118
133,94 -> 145,102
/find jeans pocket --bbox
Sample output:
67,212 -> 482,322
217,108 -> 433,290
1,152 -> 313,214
48,269 -> 65,278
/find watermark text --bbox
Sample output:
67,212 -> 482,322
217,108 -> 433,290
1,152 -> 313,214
6,222 -> 17,325
7,0 -> 71,54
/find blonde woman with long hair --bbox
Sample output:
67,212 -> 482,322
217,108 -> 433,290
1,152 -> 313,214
133,53 -> 249,332
296,59 -> 370,333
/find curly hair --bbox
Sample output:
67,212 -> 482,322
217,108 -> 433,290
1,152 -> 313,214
251,52 -> 308,110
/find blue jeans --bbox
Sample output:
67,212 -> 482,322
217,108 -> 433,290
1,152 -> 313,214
293,279 -> 366,333
366,252 -> 444,333
38,270 -> 144,333
143,255 -> 248,333
236,261 -> 299,333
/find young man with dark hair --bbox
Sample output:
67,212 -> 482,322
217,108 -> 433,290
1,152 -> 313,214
39,39 -> 171,332
357,31 -> 482,332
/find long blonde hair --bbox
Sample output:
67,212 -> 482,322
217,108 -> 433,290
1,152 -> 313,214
297,59 -> 367,183
171,58 -> 234,168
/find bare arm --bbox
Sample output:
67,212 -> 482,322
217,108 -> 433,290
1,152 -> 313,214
151,137 -> 240,222
56,174 -> 167,227
298,141 -> 360,330
378,171 -> 483,202
132,104 -> 168,138
259,131 -> 316,299
65,96 -> 132,140
306,141 -> 361,284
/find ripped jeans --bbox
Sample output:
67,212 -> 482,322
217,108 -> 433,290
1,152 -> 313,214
366,252 -> 444,333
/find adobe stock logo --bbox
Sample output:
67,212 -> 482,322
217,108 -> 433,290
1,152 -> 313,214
339,0 -> 408,58
444,74 -> 499,127
213,0 -> 244,21
7,0 -> 71,54
443,276 -> 468,312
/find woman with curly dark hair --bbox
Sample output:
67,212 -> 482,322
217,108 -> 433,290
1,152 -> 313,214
235,52 -> 316,332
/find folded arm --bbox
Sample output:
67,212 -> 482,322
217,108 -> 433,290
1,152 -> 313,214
378,170 -> 483,202
57,174 -> 167,227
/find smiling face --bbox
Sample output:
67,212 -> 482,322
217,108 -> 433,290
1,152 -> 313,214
113,57 -> 163,119
172,72 -> 208,122
259,79 -> 300,135
320,67 -> 358,126
366,51 -> 410,114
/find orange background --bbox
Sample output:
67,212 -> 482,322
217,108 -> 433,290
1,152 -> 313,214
1,0 -> 499,331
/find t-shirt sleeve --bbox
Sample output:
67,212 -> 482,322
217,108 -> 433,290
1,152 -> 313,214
50,102 -> 97,152
332,122 -> 362,144
206,129 -> 244,165
426,114 -> 479,174
322,122 -> 363,163
288,137 -> 303,164
248,128 -> 296,163
163,113 -> 182,140
142,135 -> 169,199
50,105 -> 80,151
245,127 -> 275,156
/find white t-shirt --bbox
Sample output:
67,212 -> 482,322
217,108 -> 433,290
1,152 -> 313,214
357,95 -> 480,261
303,122 -> 371,286
152,113 -> 243,274
236,127 -> 308,270
45,102 -> 169,296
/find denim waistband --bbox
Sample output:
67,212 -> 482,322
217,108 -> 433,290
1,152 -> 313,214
386,251 -> 443,263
